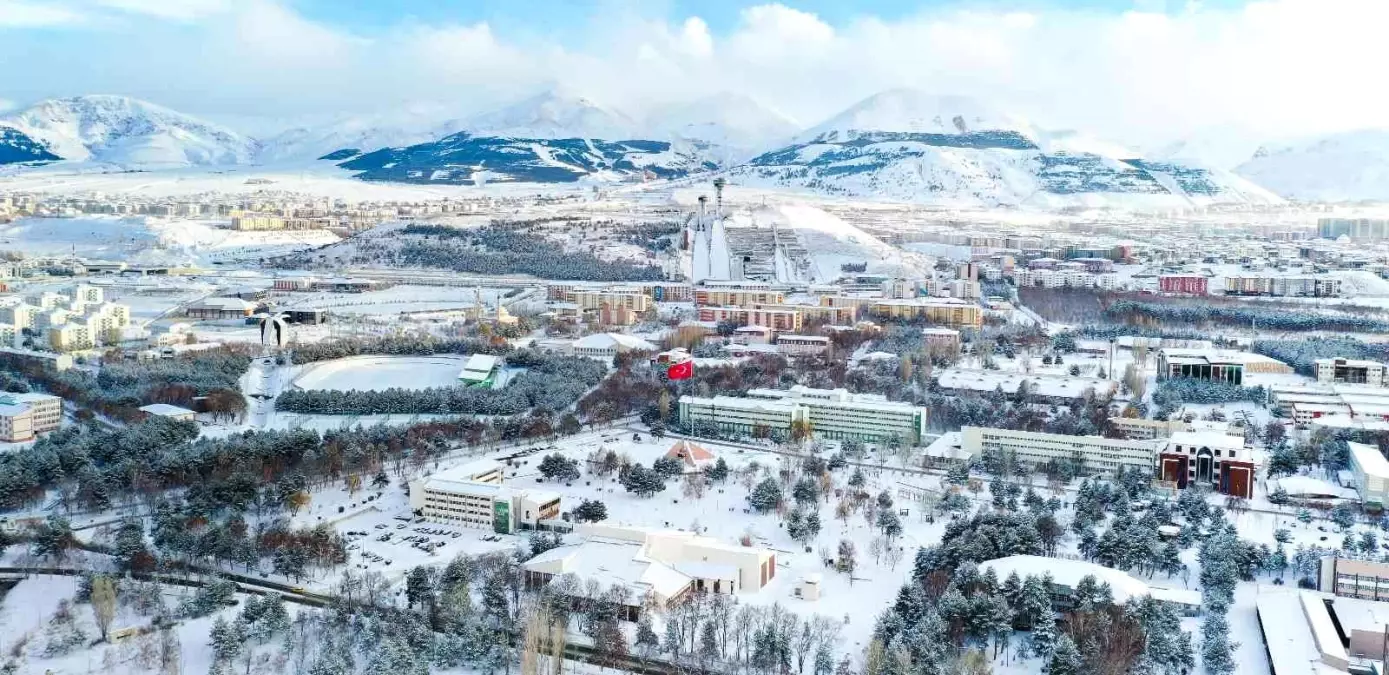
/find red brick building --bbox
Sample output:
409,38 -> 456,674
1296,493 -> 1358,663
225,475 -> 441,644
1159,274 -> 1209,296
1158,431 -> 1253,499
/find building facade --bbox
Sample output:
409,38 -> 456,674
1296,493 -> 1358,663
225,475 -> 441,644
1347,442 -> 1389,509
680,385 -> 929,445
959,426 -> 1158,475
1157,431 -> 1253,499
1158,275 -> 1209,295
1317,359 -> 1388,388
869,298 -> 983,328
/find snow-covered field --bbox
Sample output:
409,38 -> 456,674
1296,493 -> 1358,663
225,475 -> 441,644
0,216 -> 339,266
291,355 -> 468,392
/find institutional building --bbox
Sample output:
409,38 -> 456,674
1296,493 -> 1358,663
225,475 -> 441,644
959,426 -> 1159,475
0,392 -> 62,442
409,459 -> 562,533
1347,442 -> 1389,509
680,385 -> 929,445
522,524 -> 778,619
1316,359 -> 1388,388
1156,348 -> 1293,385
571,289 -> 652,313
1224,275 -> 1342,297
1157,431 -> 1253,499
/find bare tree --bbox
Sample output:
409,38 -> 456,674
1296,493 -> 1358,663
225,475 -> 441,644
91,575 -> 117,642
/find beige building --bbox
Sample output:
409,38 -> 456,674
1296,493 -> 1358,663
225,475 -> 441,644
1317,358 -> 1388,388
572,289 -> 651,313
870,298 -> 983,328
0,303 -> 40,330
0,392 -> 61,442
695,288 -> 785,307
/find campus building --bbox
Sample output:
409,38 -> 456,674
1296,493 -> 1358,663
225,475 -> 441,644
959,426 -> 1159,475
409,459 -> 562,533
1157,431 -> 1254,499
522,524 -> 778,619
0,392 -> 61,442
1347,442 -> 1389,509
696,306 -> 804,332
1316,359 -> 1389,388
679,385 -> 929,445
1156,348 -> 1292,385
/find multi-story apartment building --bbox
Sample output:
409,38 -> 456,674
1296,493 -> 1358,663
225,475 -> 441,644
1224,275 -> 1342,297
0,302 -> 42,331
1318,217 -> 1389,240
1158,274 -> 1208,295
1158,431 -> 1253,499
1316,358 -> 1388,387
869,298 -> 983,328
694,288 -> 784,307
680,385 -> 929,445
696,306 -> 803,332
959,426 -> 1159,475
754,303 -> 855,324
571,289 -> 651,313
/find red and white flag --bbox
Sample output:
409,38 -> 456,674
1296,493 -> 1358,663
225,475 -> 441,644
666,359 -> 693,380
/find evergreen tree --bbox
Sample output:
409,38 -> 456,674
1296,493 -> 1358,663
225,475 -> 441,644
1029,610 -> 1058,658
849,468 -> 866,490
662,616 -> 683,659
946,462 -> 970,486
1046,634 -> 1083,675
635,616 -> 660,658
573,499 -> 608,523
1201,612 -> 1237,675
750,477 -> 784,513
706,457 -> 730,482
653,455 -> 685,479
814,644 -> 834,675
793,477 -> 820,506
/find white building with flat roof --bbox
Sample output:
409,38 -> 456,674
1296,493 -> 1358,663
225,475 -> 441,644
1347,442 -> 1389,509
680,385 -> 929,445
960,426 -> 1158,475
409,458 -> 560,532
522,524 -> 778,618
0,392 -> 61,442
1316,358 -> 1389,388
571,333 -> 656,361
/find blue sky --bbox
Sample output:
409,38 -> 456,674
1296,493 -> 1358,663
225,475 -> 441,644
0,0 -> 1384,144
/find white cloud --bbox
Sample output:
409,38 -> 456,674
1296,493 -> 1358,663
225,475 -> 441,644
1,0 -> 1387,148
95,0 -> 228,21
0,98 -> 14,113
0,1 -> 85,27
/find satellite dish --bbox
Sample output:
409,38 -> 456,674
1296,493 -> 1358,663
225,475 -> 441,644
260,313 -> 290,349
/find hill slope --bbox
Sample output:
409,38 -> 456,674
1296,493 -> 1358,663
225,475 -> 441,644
1234,130 -> 1389,202
730,89 -> 1280,208
337,132 -> 718,184
0,127 -> 61,165
0,95 -> 258,167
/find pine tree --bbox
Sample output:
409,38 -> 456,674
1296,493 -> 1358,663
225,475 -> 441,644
1046,634 -> 1082,675
749,477 -> 783,513
573,499 -> 608,523
662,617 -> 683,659
1028,610 -> 1058,658
635,616 -> 660,658
849,468 -> 867,490
706,457 -> 730,483
1201,612 -> 1237,675
700,621 -> 719,664
814,644 -> 834,675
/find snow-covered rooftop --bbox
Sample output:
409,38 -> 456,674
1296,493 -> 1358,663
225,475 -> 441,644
1349,442 -> 1389,480
1167,431 -> 1244,451
139,403 -> 196,416
572,332 -> 656,351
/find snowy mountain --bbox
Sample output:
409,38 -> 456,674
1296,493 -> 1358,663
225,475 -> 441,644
335,132 -> 718,185
0,127 -> 60,165
647,93 -> 800,162
436,91 -> 642,141
258,116 -> 439,164
729,89 -> 1280,208
1233,130 -> 1389,202
0,95 -> 258,167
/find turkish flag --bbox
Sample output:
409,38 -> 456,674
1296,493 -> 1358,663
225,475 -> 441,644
667,360 -> 693,380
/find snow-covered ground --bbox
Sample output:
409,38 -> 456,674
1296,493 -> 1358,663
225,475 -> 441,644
291,355 -> 469,392
0,215 -> 339,267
